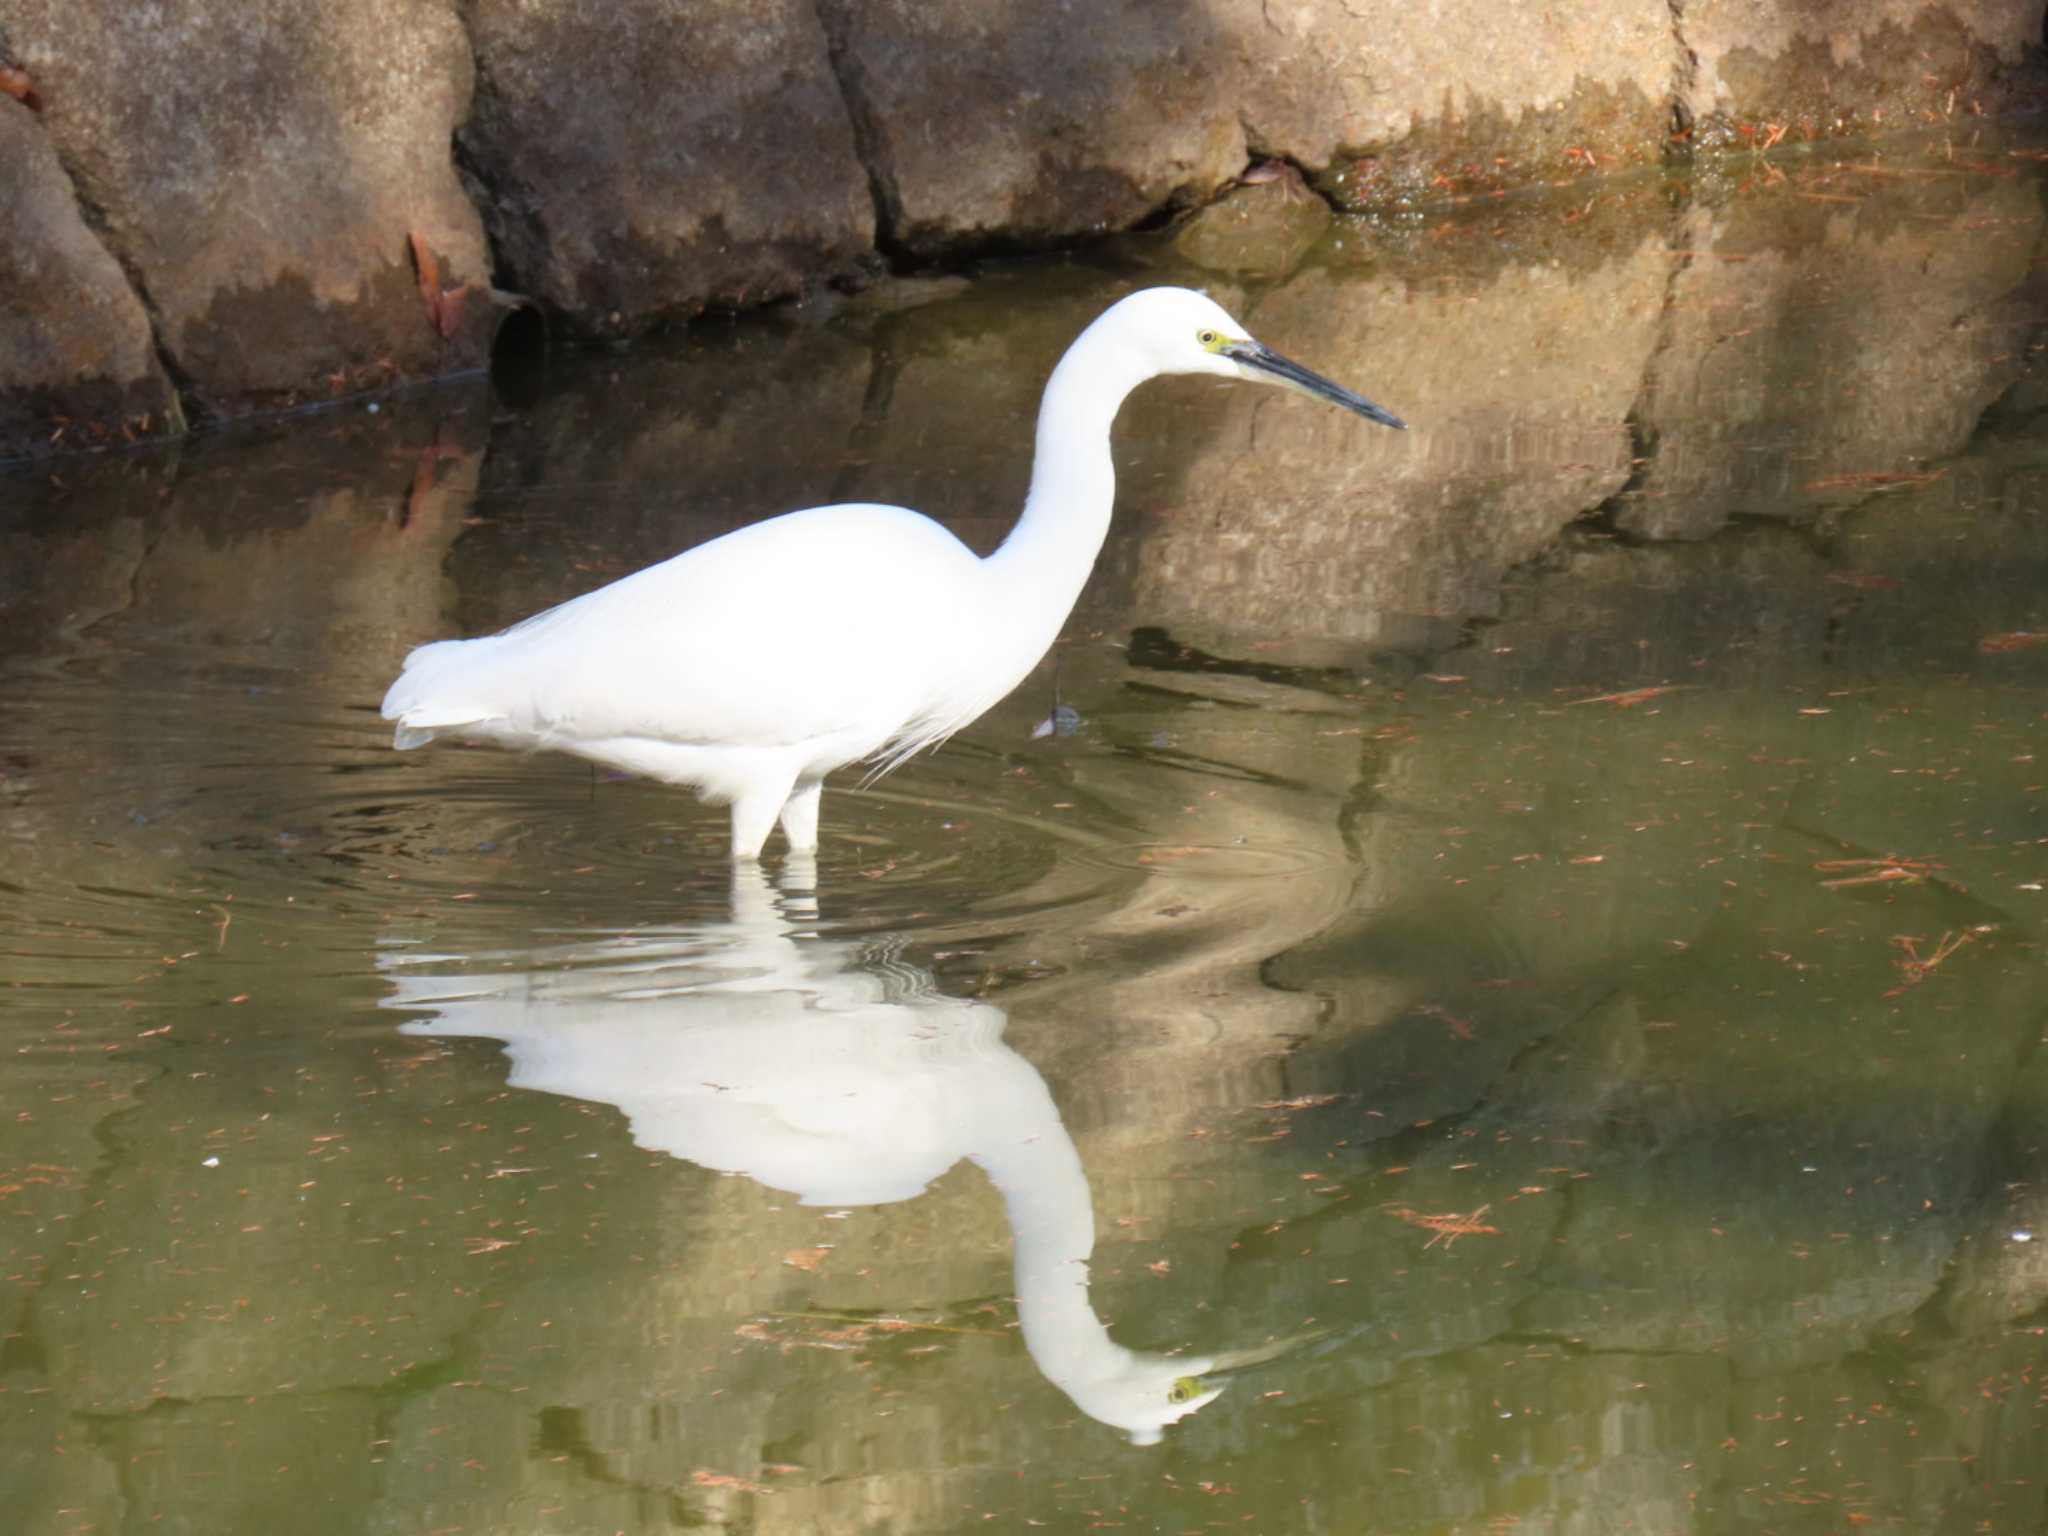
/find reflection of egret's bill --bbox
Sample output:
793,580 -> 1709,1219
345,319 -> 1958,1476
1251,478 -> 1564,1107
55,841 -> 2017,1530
377,864 -> 1222,1444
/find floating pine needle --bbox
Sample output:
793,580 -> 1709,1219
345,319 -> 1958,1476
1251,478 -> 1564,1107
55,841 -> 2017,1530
1818,856 -> 1941,888
1980,631 -> 2048,654
1569,685 -> 1683,709
736,1321 -> 858,1353
1889,930 -> 1975,990
1800,468 -> 1946,493
1413,1002 -> 1475,1040
690,1470 -> 773,1495
1255,1094 -> 1343,1111
1135,845 -> 1209,866
762,1310 -> 1007,1339
1843,159 -> 2015,180
1387,1203 -> 1499,1250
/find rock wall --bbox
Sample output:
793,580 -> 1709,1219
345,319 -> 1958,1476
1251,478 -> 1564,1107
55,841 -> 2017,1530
3,0 -> 496,434
1680,0 -> 2045,147
0,96 -> 181,454
459,0 -> 875,337
0,0 -> 2042,458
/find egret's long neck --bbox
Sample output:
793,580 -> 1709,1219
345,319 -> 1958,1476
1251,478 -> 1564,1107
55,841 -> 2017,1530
985,326 -> 1150,637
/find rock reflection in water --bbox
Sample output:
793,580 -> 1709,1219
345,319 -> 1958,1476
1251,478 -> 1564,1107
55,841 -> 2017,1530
378,863 -> 1223,1445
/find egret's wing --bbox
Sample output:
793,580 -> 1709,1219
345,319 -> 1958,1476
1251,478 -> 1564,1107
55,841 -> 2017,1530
388,505 -> 982,753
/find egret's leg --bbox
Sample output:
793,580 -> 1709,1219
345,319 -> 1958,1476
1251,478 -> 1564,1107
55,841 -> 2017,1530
778,780 -> 823,854
729,777 -> 795,860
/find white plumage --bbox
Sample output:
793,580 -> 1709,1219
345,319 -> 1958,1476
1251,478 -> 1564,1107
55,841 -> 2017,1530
382,286 -> 1403,858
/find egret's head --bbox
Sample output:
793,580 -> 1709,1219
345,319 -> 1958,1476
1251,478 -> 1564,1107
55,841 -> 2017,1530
1111,286 -> 1406,430
1054,1348 -> 1226,1447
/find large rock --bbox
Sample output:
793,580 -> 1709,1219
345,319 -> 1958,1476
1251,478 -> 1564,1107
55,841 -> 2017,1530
459,0 -> 875,338
0,97 -> 180,459
5,0 -> 494,415
1171,167 -> 1334,279
1220,0 -> 1677,205
818,0 -> 1247,256
817,0 -> 1679,248
1678,0 -> 2046,145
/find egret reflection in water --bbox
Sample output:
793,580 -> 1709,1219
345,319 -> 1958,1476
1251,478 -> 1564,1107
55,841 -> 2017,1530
377,864 -> 1230,1444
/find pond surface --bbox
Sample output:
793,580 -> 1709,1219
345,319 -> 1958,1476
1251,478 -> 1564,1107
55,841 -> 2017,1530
5,131 -> 2048,1533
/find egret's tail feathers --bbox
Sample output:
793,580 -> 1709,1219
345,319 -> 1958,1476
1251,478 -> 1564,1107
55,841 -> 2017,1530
387,707 -> 503,750
386,701 -> 497,728
391,717 -> 495,750
382,638 -> 512,750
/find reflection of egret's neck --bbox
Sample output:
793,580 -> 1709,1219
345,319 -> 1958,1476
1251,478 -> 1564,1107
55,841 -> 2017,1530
971,1108 -> 1221,1445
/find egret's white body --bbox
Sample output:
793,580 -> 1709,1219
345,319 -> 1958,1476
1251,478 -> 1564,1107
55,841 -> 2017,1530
382,286 -> 1403,857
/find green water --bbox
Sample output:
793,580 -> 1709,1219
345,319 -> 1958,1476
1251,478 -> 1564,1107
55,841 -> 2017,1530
4,135 -> 2048,1532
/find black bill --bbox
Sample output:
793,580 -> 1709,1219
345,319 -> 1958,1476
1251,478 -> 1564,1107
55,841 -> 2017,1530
1223,339 -> 1406,430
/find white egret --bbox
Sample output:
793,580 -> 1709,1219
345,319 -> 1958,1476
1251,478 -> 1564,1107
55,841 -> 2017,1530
381,286 -> 1404,857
